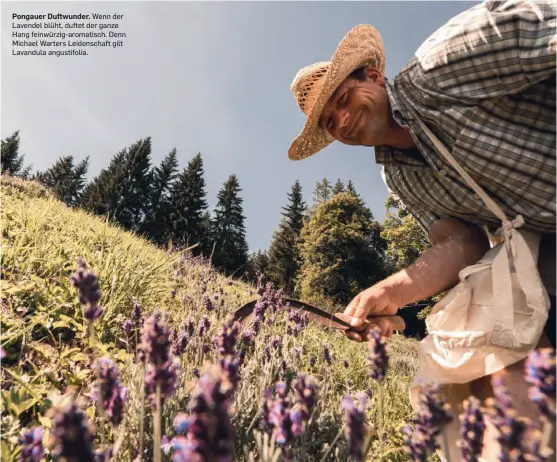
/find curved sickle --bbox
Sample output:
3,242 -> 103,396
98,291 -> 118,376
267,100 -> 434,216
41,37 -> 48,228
232,297 -> 406,332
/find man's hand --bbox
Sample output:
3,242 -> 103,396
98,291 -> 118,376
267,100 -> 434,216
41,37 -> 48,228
343,284 -> 399,330
341,218 -> 490,342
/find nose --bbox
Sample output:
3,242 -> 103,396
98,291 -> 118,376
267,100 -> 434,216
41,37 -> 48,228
334,109 -> 350,138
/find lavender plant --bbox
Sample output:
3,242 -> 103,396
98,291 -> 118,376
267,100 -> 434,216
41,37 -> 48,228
402,381 -> 453,461
484,376 -> 547,462
18,426 -> 44,462
137,310 -> 180,462
169,366 -> 235,461
456,395 -> 485,462
70,258 -> 103,343
91,357 -> 128,428
46,395 -> 97,462
366,326 -> 389,461
340,393 -> 368,462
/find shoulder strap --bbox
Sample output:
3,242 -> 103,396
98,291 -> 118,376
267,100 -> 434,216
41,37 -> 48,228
410,111 -> 522,231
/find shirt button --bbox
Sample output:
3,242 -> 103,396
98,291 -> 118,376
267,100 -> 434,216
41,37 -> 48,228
474,194 -> 481,201
439,169 -> 446,176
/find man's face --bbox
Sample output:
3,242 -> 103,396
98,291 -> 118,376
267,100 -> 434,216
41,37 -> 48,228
319,67 -> 391,147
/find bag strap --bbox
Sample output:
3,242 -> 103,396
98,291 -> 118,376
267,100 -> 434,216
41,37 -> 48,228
409,111 -> 524,234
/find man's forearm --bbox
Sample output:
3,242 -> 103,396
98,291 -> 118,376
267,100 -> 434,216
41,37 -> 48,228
378,234 -> 489,308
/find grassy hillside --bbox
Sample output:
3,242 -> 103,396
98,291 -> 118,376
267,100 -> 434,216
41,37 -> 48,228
1,176 -> 422,461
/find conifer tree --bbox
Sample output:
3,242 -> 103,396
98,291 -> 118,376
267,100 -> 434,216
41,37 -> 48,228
267,180 -> 307,295
168,153 -> 209,254
1,131 -> 32,178
297,191 -> 387,306
246,250 -> 270,282
346,180 -> 357,195
210,174 -> 249,277
79,137 -> 152,230
138,149 -> 179,244
35,155 -> 89,206
313,177 -> 332,205
332,179 -> 345,195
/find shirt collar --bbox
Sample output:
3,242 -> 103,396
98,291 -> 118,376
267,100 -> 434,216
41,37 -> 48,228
374,79 -> 427,168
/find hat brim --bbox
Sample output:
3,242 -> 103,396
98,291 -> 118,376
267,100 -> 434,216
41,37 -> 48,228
288,24 -> 386,161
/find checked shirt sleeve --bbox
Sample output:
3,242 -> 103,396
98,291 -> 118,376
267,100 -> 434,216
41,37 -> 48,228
410,0 -> 556,102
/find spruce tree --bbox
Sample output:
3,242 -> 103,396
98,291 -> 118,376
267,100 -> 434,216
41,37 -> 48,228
313,177 -> 332,205
168,153 -> 209,254
346,180 -> 357,195
138,149 -> 179,244
332,179 -> 345,195
267,180 -> 307,295
1,131 -> 32,178
79,137 -> 152,231
35,155 -> 89,206
297,191 -> 387,306
210,174 -> 249,276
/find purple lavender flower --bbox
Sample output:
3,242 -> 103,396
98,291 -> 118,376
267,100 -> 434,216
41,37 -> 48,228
403,381 -> 453,461
193,368 -> 200,378
169,366 -> 234,462
343,360 -> 349,368
287,309 -> 309,336
138,311 -> 180,406
217,316 -> 240,357
1,347 -> 5,360
122,319 -> 133,334
172,328 -> 188,357
457,395 -> 485,462
203,295 -> 214,312
183,316 -> 195,338
91,357 -> 128,427
292,373 -> 317,424
485,377 -> 538,462
47,399 -> 96,462
267,382 -> 294,445
263,347 -> 271,362
322,344 -> 332,365
197,316 -> 211,337
341,393 -> 368,462
19,426 -> 44,462
367,327 -> 388,382
240,330 -> 255,347
291,347 -> 302,360
70,258 -> 103,322
525,347 -> 556,419
271,336 -> 282,350
309,355 -> 316,367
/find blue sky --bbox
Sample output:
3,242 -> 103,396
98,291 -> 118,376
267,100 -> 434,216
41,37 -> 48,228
2,1 -> 478,253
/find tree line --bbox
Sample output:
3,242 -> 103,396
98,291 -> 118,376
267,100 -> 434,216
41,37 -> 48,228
1,130 -> 431,309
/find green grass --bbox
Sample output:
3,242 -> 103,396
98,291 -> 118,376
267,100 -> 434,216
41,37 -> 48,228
0,176 -> 423,461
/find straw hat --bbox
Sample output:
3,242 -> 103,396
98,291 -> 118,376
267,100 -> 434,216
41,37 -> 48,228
288,24 -> 386,161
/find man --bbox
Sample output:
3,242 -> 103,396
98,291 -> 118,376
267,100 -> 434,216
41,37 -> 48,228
288,0 -> 555,458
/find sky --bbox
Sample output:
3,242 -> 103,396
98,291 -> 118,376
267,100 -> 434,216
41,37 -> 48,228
2,0 -> 479,253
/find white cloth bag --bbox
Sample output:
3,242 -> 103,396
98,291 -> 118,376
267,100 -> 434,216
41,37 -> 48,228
407,115 -> 551,461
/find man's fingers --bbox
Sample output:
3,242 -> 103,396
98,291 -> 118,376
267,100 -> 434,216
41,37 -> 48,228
344,295 -> 360,317
345,330 -> 363,342
350,298 -> 371,327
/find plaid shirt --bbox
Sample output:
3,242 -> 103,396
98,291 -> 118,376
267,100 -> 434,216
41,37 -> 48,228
377,0 -> 556,237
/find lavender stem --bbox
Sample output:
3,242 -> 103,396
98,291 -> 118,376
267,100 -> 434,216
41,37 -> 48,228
542,419 -> 554,456
154,384 -> 161,462
139,362 -> 145,462
442,430 -> 452,462
379,384 -> 384,462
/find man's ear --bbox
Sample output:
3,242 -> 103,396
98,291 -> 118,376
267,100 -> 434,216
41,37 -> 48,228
364,66 -> 385,85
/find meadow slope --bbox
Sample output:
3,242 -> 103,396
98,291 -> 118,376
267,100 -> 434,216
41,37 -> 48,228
1,176 -> 424,461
